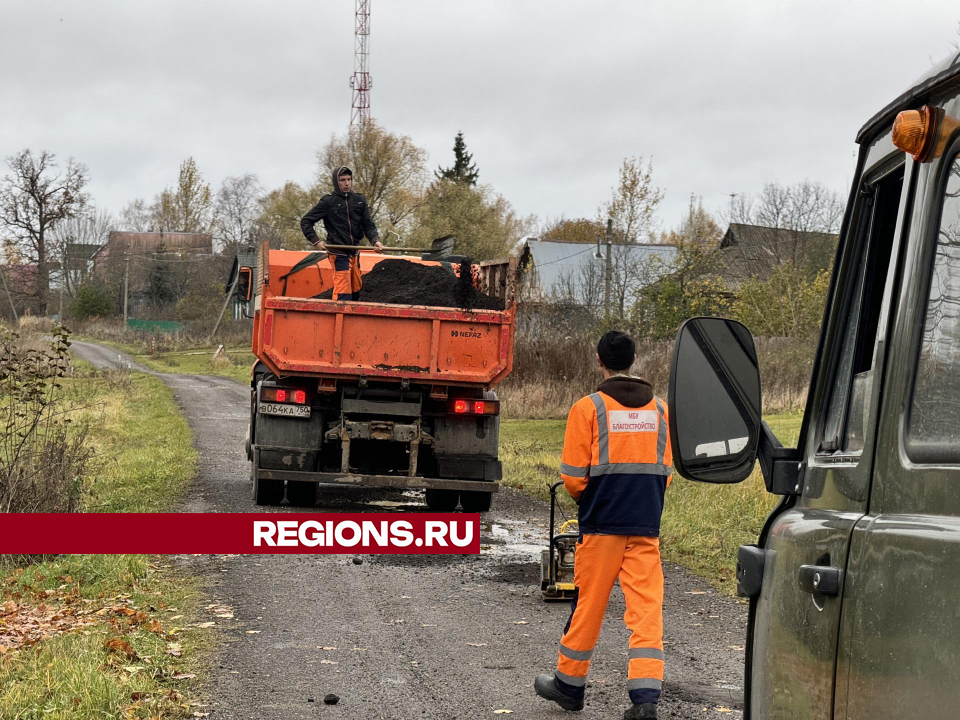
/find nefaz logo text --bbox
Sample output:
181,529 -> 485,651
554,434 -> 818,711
451,330 -> 483,339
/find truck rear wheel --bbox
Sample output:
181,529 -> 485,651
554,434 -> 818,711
286,481 -> 317,508
251,452 -> 284,506
460,490 -> 492,513
425,489 -> 459,512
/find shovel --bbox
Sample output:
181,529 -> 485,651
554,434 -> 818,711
323,235 -> 455,260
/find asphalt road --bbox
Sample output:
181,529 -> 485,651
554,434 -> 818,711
70,341 -> 747,720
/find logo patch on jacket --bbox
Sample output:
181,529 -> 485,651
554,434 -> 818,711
608,410 -> 658,433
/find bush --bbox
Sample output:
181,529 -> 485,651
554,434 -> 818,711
71,284 -> 116,320
0,326 -> 95,513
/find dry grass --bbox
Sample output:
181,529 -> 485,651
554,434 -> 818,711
500,413 -> 804,595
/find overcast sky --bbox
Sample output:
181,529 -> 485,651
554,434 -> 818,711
1,1 -> 958,238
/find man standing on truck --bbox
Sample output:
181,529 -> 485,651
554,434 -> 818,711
534,330 -> 672,720
300,165 -> 382,301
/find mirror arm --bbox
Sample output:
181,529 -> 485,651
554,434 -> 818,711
758,421 -> 801,496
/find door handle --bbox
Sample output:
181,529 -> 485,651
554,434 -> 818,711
798,565 -> 842,596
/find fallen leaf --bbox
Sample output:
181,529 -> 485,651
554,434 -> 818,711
165,642 -> 183,658
214,613 -> 234,619
193,713 -> 210,718
105,637 -> 137,660
246,630 -> 261,635
716,708 -> 732,713
195,622 -> 216,628
320,659 -> 338,665
494,710 -> 513,715
122,666 -> 145,674
467,642 -> 488,647
513,621 -> 528,625
321,646 -> 336,650
173,673 -> 197,680
728,645 -> 745,651
129,691 -> 149,701
169,615 -> 183,621
686,590 -> 707,595
148,620 -> 163,633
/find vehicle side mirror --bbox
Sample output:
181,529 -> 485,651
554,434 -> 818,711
668,317 -> 762,483
237,267 -> 253,302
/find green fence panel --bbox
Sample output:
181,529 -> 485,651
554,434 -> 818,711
126,319 -> 183,333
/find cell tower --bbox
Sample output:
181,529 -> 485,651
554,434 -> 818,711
349,0 -> 371,127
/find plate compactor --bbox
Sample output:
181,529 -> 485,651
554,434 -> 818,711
541,481 -> 580,602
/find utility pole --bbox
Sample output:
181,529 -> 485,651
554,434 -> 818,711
59,241 -> 66,320
604,217 -> 613,319
0,264 -> 18,324
123,254 -> 130,325
208,272 -> 240,344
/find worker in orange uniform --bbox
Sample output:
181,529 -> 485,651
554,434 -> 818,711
300,166 -> 382,300
535,330 -> 672,720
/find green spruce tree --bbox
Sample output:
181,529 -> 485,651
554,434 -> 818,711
435,131 -> 479,185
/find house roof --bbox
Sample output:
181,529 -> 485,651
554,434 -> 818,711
719,223 -> 838,287
519,239 -> 677,299
105,231 -> 213,255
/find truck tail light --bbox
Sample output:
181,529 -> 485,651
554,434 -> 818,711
449,399 -> 499,416
261,387 -> 309,404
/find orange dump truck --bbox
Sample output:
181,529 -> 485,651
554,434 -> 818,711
240,241 -> 517,511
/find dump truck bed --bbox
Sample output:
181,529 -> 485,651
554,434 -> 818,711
251,245 -> 516,387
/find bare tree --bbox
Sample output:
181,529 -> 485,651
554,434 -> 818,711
0,150 -> 89,314
600,157 -> 664,245
215,173 -> 264,253
722,180 -> 843,280
119,199 -> 152,232
51,208 -> 113,295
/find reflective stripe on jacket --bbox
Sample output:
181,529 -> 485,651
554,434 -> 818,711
560,391 -> 672,536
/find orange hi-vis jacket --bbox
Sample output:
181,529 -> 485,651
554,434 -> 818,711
560,376 -> 672,536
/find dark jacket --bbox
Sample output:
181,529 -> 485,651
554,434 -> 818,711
300,166 -> 379,255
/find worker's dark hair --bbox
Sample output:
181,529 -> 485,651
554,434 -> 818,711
597,330 -> 636,372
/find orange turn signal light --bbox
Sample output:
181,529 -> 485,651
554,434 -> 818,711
892,105 -> 960,162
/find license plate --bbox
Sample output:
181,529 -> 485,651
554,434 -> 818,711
258,402 -> 311,418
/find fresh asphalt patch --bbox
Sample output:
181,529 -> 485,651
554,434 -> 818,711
70,341 -> 747,719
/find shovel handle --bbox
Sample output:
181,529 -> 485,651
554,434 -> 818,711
322,244 -> 435,253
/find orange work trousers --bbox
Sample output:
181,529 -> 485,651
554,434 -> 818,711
328,253 -> 362,300
555,534 -> 664,705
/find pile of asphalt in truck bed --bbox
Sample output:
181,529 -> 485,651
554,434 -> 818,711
315,258 -> 505,310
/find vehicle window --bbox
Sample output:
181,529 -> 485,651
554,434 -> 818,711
906,152 -> 960,462
820,164 -> 904,455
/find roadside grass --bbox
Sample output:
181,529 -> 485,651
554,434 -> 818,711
0,557 -> 207,719
74,335 -> 255,383
500,413 -> 804,595
1,357 -> 209,718
65,368 -> 198,512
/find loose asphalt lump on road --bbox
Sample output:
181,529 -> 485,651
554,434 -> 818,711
315,257 -> 506,310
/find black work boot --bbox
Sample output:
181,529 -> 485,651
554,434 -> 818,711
624,702 -> 658,719
534,673 -> 585,711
